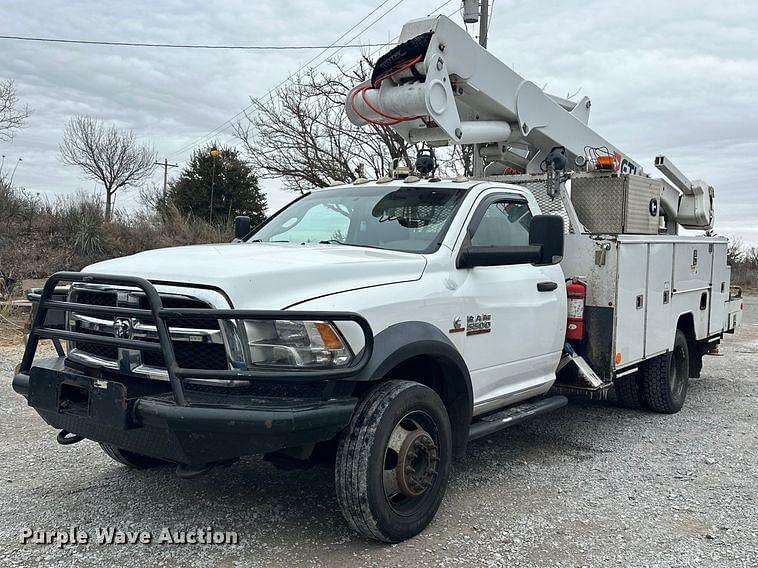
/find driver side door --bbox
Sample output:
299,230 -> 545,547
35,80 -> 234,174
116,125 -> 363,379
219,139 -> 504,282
456,194 -> 565,414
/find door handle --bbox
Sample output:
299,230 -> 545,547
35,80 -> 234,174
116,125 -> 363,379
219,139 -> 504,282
537,281 -> 558,292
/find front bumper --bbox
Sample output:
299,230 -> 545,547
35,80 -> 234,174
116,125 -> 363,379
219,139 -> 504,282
14,357 -> 357,464
15,271 -> 374,465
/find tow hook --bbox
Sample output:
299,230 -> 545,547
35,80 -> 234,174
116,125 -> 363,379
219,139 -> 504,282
176,462 -> 214,479
56,430 -> 84,445
175,458 -> 238,479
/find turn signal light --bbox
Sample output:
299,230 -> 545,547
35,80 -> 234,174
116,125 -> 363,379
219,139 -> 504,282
316,322 -> 344,350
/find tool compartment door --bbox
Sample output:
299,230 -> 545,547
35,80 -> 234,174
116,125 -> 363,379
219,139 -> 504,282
615,242 -> 648,367
709,241 -> 729,335
672,241 -> 713,340
644,242 -> 674,358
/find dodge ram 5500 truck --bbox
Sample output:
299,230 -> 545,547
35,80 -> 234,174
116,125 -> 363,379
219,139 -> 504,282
14,14 -> 743,543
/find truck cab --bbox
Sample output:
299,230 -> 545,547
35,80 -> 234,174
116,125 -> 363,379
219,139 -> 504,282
242,179 -> 566,412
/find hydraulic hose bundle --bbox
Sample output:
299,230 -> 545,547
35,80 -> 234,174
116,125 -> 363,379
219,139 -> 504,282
349,32 -> 433,126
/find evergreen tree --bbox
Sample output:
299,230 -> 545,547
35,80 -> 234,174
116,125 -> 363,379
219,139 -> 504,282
169,144 -> 266,225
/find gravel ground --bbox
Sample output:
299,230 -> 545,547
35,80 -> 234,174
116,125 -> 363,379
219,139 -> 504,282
1,300 -> 756,567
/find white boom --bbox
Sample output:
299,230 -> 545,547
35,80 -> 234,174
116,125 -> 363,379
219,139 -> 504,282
345,14 -> 714,230
345,15 -> 644,176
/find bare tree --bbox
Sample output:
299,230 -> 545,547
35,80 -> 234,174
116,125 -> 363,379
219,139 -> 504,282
727,237 -> 744,266
235,58 -> 468,194
235,58 -> 412,193
0,79 -> 31,141
60,116 -> 156,219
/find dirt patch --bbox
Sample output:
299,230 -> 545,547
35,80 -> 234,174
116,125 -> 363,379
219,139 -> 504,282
0,305 -> 28,348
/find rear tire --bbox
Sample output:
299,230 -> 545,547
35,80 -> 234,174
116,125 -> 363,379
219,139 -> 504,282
335,380 -> 452,543
614,373 -> 644,409
99,443 -> 168,469
640,329 -> 690,414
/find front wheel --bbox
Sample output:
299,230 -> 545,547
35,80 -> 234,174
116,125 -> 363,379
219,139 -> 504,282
335,380 -> 452,543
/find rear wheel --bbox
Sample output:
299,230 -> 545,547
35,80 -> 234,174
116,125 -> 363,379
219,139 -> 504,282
335,380 -> 451,543
614,373 -> 644,409
640,329 -> 690,414
99,443 -> 169,469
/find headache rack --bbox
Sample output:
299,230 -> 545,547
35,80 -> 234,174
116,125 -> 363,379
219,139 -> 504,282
19,272 -> 374,407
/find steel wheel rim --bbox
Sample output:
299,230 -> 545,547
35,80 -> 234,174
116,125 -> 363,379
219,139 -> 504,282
382,410 -> 441,516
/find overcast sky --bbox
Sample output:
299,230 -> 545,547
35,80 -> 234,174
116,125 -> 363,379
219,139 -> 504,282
1,0 -> 757,243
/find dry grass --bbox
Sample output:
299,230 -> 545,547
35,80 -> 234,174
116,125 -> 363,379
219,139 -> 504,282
0,181 -> 236,346
0,181 -> 230,282
0,301 -> 28,347
727,239 -> 758,293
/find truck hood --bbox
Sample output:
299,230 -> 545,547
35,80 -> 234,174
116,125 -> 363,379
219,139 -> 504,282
84,242 -> 427,309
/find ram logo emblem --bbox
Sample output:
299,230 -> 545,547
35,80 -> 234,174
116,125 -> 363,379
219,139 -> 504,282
113,317 -> 133,340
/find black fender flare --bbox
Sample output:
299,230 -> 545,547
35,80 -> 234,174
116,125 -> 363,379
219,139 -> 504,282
355,321 -> 473,458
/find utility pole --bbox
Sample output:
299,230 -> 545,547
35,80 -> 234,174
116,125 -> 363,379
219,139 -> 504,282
209,146 -> 219,223
472,0 -> 489,178
478,0 -> 489,49
154,158 -> 179,199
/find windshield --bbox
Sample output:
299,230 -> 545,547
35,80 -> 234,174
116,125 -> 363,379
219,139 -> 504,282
249,185 -> 468,253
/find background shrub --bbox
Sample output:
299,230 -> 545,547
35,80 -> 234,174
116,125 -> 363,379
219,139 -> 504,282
0,180 -> 229,282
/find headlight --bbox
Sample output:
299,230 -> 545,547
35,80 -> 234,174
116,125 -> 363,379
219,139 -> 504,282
243,319 -> 353,369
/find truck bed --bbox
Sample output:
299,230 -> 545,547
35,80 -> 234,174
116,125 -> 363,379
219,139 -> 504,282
561,233 -> 735,378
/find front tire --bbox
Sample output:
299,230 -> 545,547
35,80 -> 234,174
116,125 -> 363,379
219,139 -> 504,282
335,380 -> 452,543
640,329 -> 690,414
99,443 -> 169,469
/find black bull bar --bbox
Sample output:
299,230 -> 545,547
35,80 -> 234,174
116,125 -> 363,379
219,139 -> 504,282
18,271 -> 375,407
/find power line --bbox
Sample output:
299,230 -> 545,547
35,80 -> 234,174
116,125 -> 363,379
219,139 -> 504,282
168,0 -> 408,157
215,1 -> 458,150
167,0 -> 411,158
334,0 -> 456,83
0,34 -> 394,50
168,0 -> 456,159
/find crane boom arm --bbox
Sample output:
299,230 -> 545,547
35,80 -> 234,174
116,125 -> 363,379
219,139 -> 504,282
345,15 -> 643,175
345,14 -> 715,230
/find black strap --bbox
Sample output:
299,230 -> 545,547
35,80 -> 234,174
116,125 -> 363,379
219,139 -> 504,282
371,31 -> 433,86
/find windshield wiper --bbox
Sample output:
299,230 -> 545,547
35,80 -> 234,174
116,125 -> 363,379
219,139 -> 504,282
318,240 -> 394,251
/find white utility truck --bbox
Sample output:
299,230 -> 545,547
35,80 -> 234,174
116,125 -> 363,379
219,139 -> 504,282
14,14 -> 742,543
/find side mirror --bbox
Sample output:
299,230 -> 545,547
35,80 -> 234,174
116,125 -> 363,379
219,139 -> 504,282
233,216 -> 251,241
456,214 -> 564,269
529,214 -> 564,265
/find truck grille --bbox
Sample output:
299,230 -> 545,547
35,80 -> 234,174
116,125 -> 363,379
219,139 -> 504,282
77,340 -> 119,360
141,342 -> 228,370
68,286 -> 229,375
